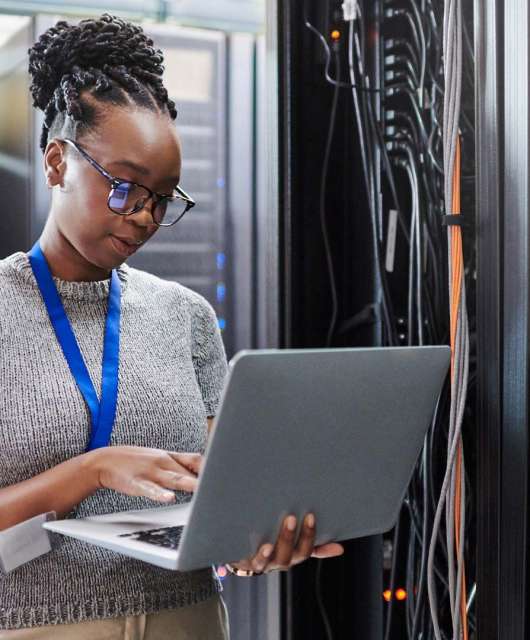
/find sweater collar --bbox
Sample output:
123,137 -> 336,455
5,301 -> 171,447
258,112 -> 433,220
8,251 -> 130,302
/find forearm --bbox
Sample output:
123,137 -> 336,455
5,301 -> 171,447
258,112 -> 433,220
0,451 -> 100,530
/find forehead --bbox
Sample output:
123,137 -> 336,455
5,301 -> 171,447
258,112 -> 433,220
86,106 -> 182,181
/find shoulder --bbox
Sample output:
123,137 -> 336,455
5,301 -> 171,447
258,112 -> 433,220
124,263 -> 216,318
0,251 -> 28,281
0,251 -> 37,301
0,251 -> 40,338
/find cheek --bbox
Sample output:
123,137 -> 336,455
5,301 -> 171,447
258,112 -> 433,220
59,180 -> 111,236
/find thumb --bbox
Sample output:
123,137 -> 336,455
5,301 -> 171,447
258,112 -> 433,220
311,543 -> 345,559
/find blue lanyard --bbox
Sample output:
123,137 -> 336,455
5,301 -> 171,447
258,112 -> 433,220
28,241 -> 121,451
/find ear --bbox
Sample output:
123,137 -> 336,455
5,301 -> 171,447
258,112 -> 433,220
43,139 -> 67,188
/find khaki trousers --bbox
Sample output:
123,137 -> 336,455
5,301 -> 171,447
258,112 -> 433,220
0,594 -> 230,640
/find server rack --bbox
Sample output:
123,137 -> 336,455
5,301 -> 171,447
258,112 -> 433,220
0,13 -> 281,640
276,1 -> 383,637
274,0 -> 530,638
0,16 -> 33,257
475,1 -> 530,638
128,24 -> 233,349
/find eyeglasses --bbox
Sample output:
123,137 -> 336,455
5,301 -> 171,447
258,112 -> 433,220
60,138 -> 195,227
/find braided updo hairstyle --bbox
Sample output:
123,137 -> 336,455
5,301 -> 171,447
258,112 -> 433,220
28,13 -> 178,153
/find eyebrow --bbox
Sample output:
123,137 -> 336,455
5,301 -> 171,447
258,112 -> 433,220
110,159 -> 180,184
111,159 -> 150,175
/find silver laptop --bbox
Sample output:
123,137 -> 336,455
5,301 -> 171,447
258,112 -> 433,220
44,346 -> 450,571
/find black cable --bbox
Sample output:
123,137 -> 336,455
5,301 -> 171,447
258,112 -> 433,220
405,514 -> 416,638
303,2 -> 381,92
354,6 -> 412,250
411,445 -> 430,639
384,38 -> 421,74
386,70 -> 419,93
348,18 -> 397,345
385,56 -> 420,87
404,0 -> 428,106
315,559 -> 334,640
312,12 -> 341,640
365,93 -> 411,245
385,85 -> 429,140
385,8 -> 421,56
320,47 -> 341,348
406,492 -> 449,590
384,512 -> 401,640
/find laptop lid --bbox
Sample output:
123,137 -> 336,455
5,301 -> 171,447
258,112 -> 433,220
176,346 -> 450,571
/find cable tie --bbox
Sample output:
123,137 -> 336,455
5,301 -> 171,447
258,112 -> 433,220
442,215 -> 469,228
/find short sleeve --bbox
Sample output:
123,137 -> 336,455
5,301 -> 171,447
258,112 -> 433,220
190,296 -> 229,417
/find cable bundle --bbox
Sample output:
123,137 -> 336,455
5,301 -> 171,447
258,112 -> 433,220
427,1 -> 470,638
302,0 -> 475,637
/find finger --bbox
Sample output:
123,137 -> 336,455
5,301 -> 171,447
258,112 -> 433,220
251,543 -> 274,573
292,513 -> 316,564
227,559 -> 253,572
154,469 -> 199,493
129,478 -> 176,503
156,454 -> 200,481
310,543 -> 345,559
165,452 -> 203,475
270,515 -> 297,570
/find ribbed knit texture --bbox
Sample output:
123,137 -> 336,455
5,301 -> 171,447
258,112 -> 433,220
0,251 -> 229,630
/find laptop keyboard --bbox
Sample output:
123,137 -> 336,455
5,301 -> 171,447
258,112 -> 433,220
117,526 -> 184,550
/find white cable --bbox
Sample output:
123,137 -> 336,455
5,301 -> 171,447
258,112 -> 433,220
427,1 -> 469,639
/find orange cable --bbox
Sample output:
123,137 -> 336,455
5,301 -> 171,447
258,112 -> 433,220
449,136 -> 469,640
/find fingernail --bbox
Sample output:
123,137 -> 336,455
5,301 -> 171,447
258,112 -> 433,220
262,544 -> 273,558
287,516 -> 297,531
306,513 -> 315,528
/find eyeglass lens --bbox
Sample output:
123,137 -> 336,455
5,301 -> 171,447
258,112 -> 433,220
108,182 -> 188,226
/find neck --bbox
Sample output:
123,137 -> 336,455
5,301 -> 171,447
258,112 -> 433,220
38,220 -> 111,282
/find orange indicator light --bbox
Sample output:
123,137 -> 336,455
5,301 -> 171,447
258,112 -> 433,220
331,30 -> 341,41
395,588 -> 407,601
383,590 -> 392,602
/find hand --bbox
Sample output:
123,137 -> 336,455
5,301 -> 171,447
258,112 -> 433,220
228,513 -> 344,574
86,446 -> 203,502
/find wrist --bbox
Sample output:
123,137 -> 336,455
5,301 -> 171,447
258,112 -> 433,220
79,448 -> 106,491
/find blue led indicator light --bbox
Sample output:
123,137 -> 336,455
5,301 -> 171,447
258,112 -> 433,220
216,253 -> 226,270
217,177 -> 225,189
218,318 -> 226,330
216,283 -> 226,302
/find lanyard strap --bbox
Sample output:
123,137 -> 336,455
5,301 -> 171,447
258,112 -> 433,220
27,241 -> 121,451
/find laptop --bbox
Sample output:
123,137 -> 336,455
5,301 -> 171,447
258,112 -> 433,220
44,346 -> 450,571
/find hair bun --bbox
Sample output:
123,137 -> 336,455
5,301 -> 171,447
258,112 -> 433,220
28,13 -> 164,111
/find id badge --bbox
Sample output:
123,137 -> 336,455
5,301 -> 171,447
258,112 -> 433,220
0,512 -> 56,573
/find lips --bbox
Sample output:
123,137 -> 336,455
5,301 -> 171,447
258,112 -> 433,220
110,235 -> 144,257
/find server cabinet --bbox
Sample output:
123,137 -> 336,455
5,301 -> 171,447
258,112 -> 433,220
0,12 -> 281,640
0,16 -> 33,258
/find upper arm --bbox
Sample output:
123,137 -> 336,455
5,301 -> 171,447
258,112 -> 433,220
191,296 -> 228,417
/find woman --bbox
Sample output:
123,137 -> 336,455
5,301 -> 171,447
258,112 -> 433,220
0,14 -> 343,638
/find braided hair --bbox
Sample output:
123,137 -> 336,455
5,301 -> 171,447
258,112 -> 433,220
28,13 -> 178,153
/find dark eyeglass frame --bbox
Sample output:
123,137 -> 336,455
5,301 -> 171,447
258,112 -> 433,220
60,138 -> 195,227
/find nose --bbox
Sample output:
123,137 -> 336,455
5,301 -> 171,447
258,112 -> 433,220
126,200 -> 158,228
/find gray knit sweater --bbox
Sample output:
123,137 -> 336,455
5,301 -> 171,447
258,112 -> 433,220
0,250 -> 229,630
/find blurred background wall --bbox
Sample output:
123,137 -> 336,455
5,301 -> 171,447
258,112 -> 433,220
0,3 -> 281,638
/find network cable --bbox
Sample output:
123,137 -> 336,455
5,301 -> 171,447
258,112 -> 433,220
302,1 -> 475,637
